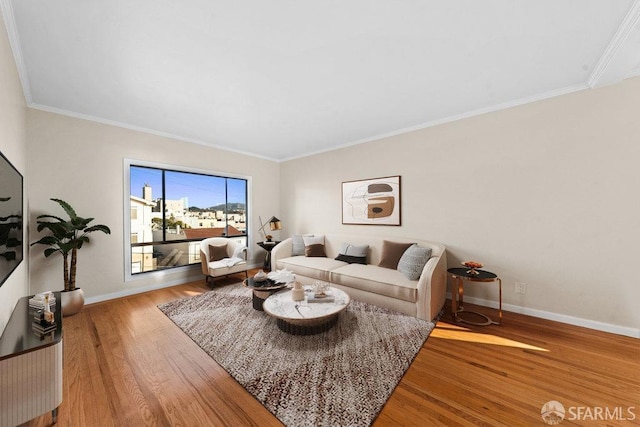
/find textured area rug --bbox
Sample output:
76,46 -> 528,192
158,285 -> 435,427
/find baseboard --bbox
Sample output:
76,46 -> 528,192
86,262 -> 262,305
86,273 -> 204,305
446,292 -> 639,339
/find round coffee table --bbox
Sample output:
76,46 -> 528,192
263,286 -> 350,335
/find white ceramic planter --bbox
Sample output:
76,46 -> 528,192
60,288 -> 85,316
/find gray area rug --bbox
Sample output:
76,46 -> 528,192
158,285 -> 435,427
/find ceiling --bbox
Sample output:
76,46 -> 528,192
3,1 -> 640,161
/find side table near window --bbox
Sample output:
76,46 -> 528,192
448,267 -> 502,326
257,241 -> 280,271
0,293 -> 63,427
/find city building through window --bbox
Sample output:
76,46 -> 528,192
128,164 -> 248,275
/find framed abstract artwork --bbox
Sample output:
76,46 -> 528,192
342,176 -> 401,226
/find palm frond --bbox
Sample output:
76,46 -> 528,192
51,198 -> 78,220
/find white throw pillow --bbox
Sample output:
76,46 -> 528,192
303,235 -> 324,247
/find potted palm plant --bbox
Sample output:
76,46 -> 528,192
31,198 -> 110,316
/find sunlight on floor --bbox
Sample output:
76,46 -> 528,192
433,322 -> 549,352
183,290 -> 205,296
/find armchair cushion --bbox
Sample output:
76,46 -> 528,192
209,244 -> 228,261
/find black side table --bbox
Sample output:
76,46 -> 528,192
256,241 -> 280,270
243,278 -> 287,310
448,267 -> 502,325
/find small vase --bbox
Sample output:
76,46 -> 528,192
254,270 -> 268,281
291,281 -> 305,301
61,288 -> 85,317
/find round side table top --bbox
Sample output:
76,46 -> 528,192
447,267 -> 497,281
243,278 -> 287,291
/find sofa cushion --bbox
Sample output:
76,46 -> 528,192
276,256 -> 347,282
397,244 -> 432,280
304,235 -> 327,257
378,240 -> 414,269
330,264 -> 418,303
208,244 -> 228,262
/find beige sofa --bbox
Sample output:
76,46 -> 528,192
271,234 -> 447,320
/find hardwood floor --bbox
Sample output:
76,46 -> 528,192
24,274 -> 639,427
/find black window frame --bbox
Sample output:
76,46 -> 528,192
127,163 -> 249,276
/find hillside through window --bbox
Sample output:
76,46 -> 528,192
128,164 -> 248,274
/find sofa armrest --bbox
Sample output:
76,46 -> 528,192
271,238 -> 293,270
415,250 -> 448,320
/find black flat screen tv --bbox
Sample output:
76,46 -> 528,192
0,150 -> 23,287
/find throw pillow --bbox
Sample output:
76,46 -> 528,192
292,234 -> 313,256
397,244 -> 432,280
334,242 -> 369,264
303,235 -> 326,257
232,244 -> 247,259
377,240 -> 414,269
208,244 -> 228,262
339,242 -> 368,257
335,254 -> 367,264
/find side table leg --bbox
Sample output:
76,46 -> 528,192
52,407 -> 58,424
497,278 -> 502,325
452,276 -> 462,322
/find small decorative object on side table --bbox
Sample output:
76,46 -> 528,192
448,265 -> 502,326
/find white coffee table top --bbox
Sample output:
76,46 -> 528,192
263,286 -> 350,322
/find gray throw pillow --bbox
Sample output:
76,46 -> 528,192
397,244 -> 432,280
292,234 -> 312,256
339,243 -> 368,257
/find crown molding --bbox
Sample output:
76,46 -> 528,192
588,0 -> 640,88
28,103 -> 280,163
280,83 -> 589,162
0,0 -> 32,103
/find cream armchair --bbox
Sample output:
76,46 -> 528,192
200,237 -> 248,285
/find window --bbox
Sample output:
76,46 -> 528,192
127,162 -> 248,275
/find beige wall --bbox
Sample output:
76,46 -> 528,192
27,109 -> 280,302
0,9 -> 27,333
281,76 -> 640,335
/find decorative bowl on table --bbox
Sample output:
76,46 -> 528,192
253,269 -> 268,282
462,261 -> 483,276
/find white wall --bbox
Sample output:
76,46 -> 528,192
27,109 -> 280,302
0,7 -> 27,333
280,76 -> 640,336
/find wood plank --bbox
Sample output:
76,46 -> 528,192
23,272 -> 639,426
